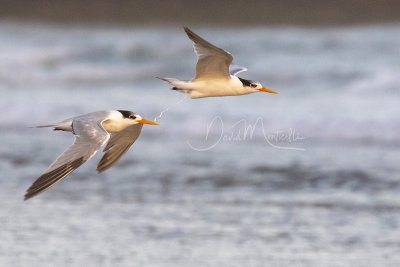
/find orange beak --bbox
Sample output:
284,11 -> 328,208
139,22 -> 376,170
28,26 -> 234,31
258,87 -> 278,94
137,118 -> 159,125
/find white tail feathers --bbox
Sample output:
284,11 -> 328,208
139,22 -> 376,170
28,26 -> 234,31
156,77 -> 181,85
156,77 -> 192,94
33,119 -> 73,132
34,124 -> 57,128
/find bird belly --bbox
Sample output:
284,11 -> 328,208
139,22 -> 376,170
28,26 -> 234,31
189,78 -> 246,98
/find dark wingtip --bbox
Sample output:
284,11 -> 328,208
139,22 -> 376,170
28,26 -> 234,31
96,162 -> 111,174
24,190 -> 39,201
24,157 -> 85,200
24,193 -> 35,201
183,26 -> 195,38
96,155 -> 112,173
24,188 -> 39,201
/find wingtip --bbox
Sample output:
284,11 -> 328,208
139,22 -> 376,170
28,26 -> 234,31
24,186 -> 36,200
23,191 -> 35,201
183,26 -> 194,36
96,166 -> 108,174
23,157 -> 85,201
96,161 -> 109,174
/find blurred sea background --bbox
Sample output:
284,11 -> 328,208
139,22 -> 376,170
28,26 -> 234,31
1,1 -> 400,266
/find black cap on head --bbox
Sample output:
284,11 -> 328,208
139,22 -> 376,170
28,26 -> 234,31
117,110 -> 136,119
238,77 -> 254,87
238,77 -> 259,88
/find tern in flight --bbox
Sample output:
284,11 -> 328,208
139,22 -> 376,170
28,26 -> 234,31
24,110 -> 158,200
158,27 -> 278,99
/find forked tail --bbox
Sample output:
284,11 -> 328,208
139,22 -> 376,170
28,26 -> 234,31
32,119 -> 73,132
156,77 -> 192,93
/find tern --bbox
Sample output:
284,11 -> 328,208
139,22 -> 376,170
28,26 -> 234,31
158,27 -> 278,99
24,110 -> 158,200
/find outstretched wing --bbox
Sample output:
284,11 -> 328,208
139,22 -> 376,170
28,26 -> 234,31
25,118 -> 110,200
184,27 -> 233,80
229,65 -> 248,76
97,124 -> 143,173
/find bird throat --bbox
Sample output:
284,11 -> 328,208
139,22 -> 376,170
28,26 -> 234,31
102,119 -> 133,132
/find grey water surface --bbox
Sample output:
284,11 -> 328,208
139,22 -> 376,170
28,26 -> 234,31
0,22 -> 400,266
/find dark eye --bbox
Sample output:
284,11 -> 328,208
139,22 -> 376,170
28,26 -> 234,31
250,84 -> 257,88
130,115 -> 136,119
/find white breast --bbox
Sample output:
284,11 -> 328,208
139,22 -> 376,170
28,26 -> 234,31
189,76 -> 248,98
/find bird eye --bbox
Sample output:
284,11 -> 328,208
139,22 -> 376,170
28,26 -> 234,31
130,115 -> 136,119
250,84 -> 257,88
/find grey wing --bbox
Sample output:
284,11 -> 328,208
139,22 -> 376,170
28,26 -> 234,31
97,123 -> 143,173
24,118 -> 110,200
229,65 -> 248,76
184,27 -> 234,79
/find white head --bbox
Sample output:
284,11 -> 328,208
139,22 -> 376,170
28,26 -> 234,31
238,77 -> 278,94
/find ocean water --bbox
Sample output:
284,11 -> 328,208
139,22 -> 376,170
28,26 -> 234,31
0,22 -> 400,266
